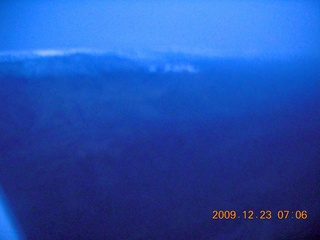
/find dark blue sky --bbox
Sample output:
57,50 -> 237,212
1,1 -> 320,57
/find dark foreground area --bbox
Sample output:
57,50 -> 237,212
0,54 -> 319,239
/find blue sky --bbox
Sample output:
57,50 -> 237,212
1,1 -> 320,57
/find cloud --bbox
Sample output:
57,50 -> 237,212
163,63 -> 198,73
147,62 -> 199,74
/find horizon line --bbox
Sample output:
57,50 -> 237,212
0,48 -> 318,60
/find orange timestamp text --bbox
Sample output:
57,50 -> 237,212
212,210 -> 308,220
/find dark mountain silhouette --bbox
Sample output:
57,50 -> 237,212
0,52 -> 319,239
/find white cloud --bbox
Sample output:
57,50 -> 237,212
32,50 -> 66,57
163,63 -> 198,73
